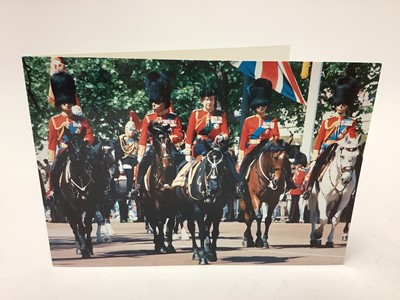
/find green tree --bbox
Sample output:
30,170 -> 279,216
22,57 -> 380,155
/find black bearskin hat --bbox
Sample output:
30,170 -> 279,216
51,72 -> 77,106
249,78 -> 273,110
329,76 -> 360,107
145,71 -> 171,109
293,151 -> 308,167
200,84 -> 218,99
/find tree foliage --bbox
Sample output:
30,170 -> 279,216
22,57 -> 381,154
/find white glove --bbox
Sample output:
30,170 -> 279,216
215,135 -> 224,143
185,155 -> 192,163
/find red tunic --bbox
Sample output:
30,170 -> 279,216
312,114 -> 356,158
138,110 -> 183,157
48,112 -> 95,162
289,167 -> 306,195
185,109 -> 229,149
239,114 -> 280,157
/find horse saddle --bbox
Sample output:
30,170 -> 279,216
171,160 -> 200,188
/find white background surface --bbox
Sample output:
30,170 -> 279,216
1,1 -> 399,299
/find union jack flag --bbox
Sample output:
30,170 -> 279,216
232,61 -> 306,105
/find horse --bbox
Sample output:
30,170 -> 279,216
94,141 -> 118,242
240,139 -> 290,248
57,127 -> 99,258
308,135 -> 361,248
174,140 -> 236,265
139,121 -> 179,253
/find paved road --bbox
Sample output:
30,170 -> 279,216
47,221 -> 348,267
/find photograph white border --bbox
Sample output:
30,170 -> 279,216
1,1 -> 399,299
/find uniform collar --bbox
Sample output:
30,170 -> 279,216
202,108 -> 214,114
156,109 -> 168,117
334,112 -> 346,118
255,113 -> 267,120
60,111 -> 72,118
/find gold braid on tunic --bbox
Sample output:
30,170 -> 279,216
119,134 -> 138,159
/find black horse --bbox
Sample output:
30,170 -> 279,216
175,141 -> 236,265
57,127 -> 100,258
139,122 -> 180,253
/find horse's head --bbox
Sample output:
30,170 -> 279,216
336,135 -> 361,185
259,139 -> 288,190
203,146 -> 225,198
64,127 -> 88,166
149,121 -> 173,169
101,140 -> 118,177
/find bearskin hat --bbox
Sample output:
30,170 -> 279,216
249,78 -> 273,110
329,76 -> 360,107
200,84 -> 218,99
51,72 -> 77,106
293,151 -> 308,168
145,71 -> 171,109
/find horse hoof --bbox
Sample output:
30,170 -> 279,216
342,234 -> 349,241
147,229 -> 154,234
166,246 -> 176,254
310,239 -> 321,248
242,239 -> 255,247
255,238 -> 264,248
82,252 -> 91,259
263,242 -> 270,249
199,258 -> 208,265
76,249 -> 82,255
326,242 -> 334,248
313,232 -> 323,240
192,253 -> 200,261
207,252 -> 217,262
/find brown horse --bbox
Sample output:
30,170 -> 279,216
240,139 -> 289,248
140,122 -> 179,253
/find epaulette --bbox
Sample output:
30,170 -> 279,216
213,109 -> 224,117
165,112 -> 177,119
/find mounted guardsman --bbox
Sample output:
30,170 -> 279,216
132,71 -> 184,196
184,85 -> 240,184
302,76 -> 360,200
113,120 -> 140,222
184,86 -> 229,159
46,72 -> 95,202
236,78 -> 297,197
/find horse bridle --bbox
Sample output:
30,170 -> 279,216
67,137 -> 94,200
328,145 -> 359,194
152,129 -> 175,191
202,149 -> 224,200
257,150 -> 284,191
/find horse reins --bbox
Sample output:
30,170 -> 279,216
256,151 -> 282,191
327,146 -> 358,195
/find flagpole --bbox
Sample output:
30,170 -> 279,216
300,62 -> 323,161
239,75 -> 253,132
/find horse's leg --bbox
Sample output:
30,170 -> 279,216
165,216 -> 176,253
326,194 -> 351,247
186,215 -> 200,261
240,198 -> 255,247
84,211 -> 94,256
262,202 -> 278,249
252,196 -> 264,248
308,193 -> 322,247
312,191 -> 329,247
193,204 -> 208,265
207,207 -> 223,262
342,221 -> 350,241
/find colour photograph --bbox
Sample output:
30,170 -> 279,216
22,56 -> 381,266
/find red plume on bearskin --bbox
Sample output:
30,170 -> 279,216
129,111 -> 142,131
